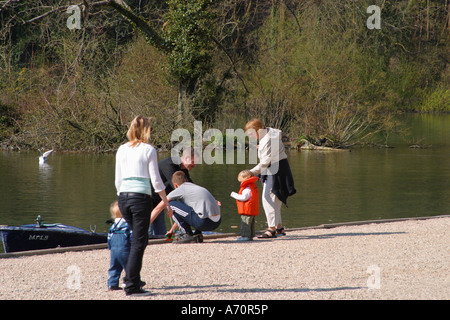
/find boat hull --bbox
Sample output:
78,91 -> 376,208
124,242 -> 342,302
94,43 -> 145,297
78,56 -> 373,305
0,224 -> 107,253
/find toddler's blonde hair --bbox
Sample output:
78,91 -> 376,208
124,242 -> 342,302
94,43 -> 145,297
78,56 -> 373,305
110,201 -> 122,219
238,169 -> 253,182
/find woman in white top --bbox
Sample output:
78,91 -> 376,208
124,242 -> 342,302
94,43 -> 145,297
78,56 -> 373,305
245,119 -> 296,238
115,115 -> 172,296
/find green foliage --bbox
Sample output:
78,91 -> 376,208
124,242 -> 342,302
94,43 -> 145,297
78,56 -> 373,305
241,0 -> 449,146
417,87 -> 450,113
163,0 -> 215,87
0,0 -> 448,151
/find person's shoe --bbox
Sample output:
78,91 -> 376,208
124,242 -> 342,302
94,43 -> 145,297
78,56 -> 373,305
125,288 -> 152,296
193,232 -> 204,243
276,227 -> 286,236
237,236 -> 253,242
108,285 -> 122,291
174,233 -> 194,244
257,229 -> 277,238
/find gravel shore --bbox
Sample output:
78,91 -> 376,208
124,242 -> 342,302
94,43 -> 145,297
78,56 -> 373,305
0,216 -> 448,300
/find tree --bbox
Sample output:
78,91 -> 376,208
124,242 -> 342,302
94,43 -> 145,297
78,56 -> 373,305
163,0 -> 215,122
4,0 -> 217,123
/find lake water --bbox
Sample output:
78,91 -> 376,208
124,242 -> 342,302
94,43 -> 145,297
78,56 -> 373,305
1,114 -> 449,243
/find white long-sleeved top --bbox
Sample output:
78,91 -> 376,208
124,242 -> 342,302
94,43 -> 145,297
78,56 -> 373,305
250,127 -> 287,176
230,188 -> 251,201
115,142 -> 165,196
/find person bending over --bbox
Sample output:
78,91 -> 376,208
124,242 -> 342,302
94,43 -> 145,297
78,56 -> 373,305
151,171 -> 221,244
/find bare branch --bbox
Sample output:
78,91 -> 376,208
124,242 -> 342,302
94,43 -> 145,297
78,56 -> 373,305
23,0 -> 172,53
0,0 -> 18,12
107,0 -> 172,52
25,0 -> 110,24
211,35 -> 249,94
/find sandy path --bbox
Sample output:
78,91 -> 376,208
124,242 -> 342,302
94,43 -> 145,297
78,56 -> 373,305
0,217 -> 448,300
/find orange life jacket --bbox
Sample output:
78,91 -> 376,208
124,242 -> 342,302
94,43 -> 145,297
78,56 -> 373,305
236,176 -> 259,216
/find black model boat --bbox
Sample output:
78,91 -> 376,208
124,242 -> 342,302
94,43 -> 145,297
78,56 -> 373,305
0,216 -> 107,253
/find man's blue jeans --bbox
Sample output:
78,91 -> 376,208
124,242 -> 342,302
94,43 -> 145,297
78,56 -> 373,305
149,210 -> 167,236
170,200 -> 221,235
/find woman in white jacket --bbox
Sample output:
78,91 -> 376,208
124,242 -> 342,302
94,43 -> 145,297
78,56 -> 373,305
115,116 -> 172,296
245,119 -> 296,238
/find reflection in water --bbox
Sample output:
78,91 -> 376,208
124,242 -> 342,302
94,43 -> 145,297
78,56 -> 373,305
0,114 -> 449,237
37,163 -> 55,218
38,162 -> 53,179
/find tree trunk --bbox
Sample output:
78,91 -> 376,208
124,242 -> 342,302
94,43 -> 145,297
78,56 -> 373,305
177,80 -> 195,123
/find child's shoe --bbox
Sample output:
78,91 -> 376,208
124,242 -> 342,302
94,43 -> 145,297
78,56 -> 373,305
237,236 -> 253,242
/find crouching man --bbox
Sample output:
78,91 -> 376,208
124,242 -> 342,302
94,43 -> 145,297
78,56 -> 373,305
151,171 -> 221,243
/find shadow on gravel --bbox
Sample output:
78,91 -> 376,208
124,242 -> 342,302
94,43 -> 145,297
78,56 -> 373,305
209,231 -> 406,243
218,286 -> 363,294
154,284 -> 363,297
277,231 -> 406,241
155,284 -> 231,297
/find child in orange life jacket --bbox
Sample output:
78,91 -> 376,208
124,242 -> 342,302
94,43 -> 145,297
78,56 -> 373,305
230,170 -> 259,241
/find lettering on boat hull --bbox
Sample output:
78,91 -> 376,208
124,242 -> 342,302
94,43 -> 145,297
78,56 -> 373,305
28,234 -> 48,241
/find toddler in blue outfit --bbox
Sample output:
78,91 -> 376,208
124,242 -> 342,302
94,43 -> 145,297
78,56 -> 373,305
107,201 -> 131,290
